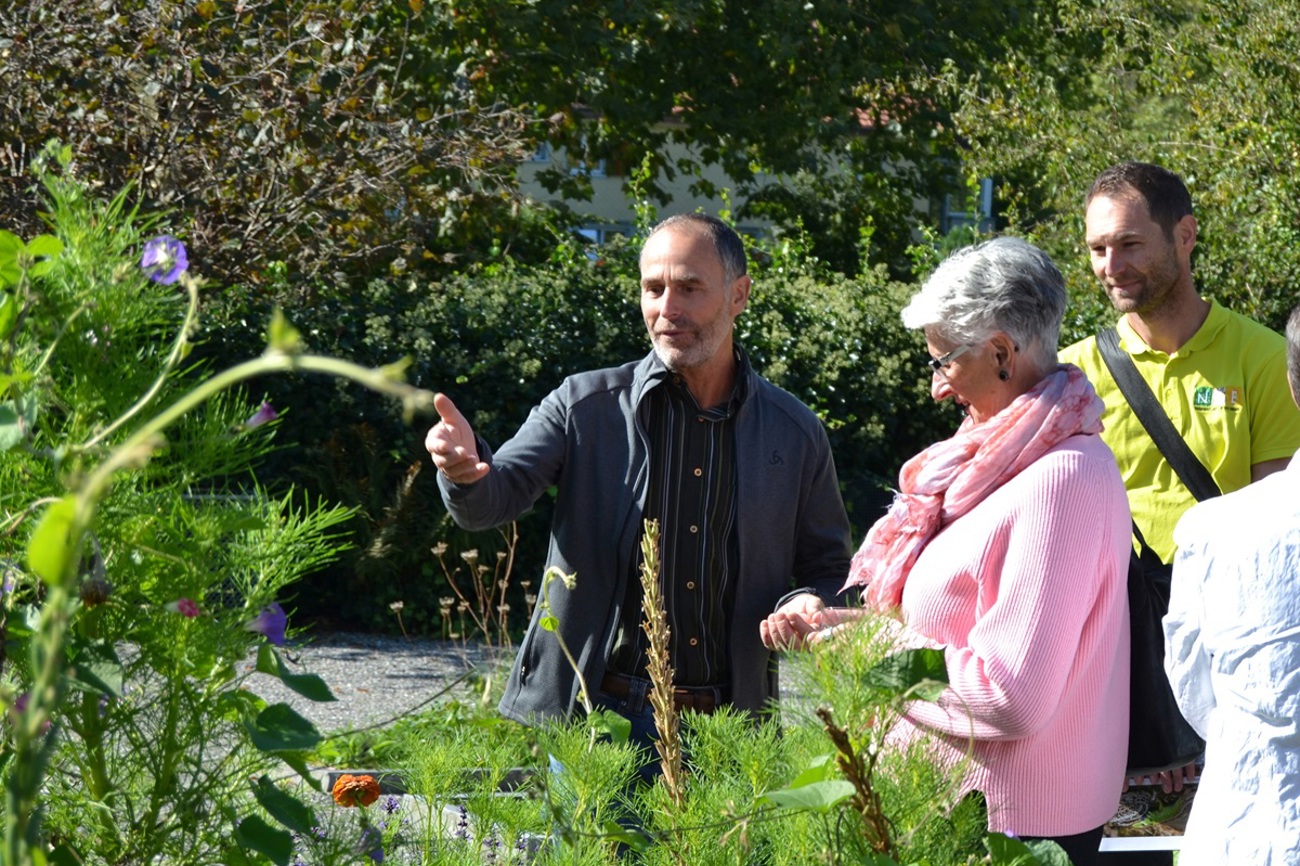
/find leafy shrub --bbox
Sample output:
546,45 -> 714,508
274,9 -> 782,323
946,0 -> 1300,339
200,232 -> 950,635
0,0 -> 534,286
0,152 -> 439,866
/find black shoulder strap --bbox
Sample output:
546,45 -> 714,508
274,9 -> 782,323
1131,519 -> 1164,567
1096,327 -> 1221,503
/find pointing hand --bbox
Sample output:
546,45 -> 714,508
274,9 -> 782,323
425,393 -> 490,484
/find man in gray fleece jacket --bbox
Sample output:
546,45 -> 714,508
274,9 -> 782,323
426,213 -> 852,743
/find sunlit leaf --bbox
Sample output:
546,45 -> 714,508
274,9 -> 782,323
27,495 -> 79,586
255,644 -> 335,703
586,708 -> 631,744
0,293 -> 18,340
862,648 -> 949,701
266,308 -> 303,355
759,779 -> 856,813
0,230 -> 23,288
379,356 -> 413,382
784,753 -> 836,789
22,235 -> 62,281
985,832 -> 1072,865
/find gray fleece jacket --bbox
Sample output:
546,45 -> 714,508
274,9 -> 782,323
438,350 -> 853,723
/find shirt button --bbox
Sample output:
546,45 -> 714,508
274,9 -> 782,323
689,637 -> 698,647
689,525 -> 698,534
697,416 -> 705,422
686,581 -> 696,590
693,468 -> 702,477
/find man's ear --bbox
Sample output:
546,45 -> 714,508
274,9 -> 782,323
731,275 -> 752,314
1175,214 -> 1198,256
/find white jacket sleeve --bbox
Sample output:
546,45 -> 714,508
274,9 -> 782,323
1164,509 -> 1217,740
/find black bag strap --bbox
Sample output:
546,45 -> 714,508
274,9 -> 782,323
1096,327 -> 1221,503
1131,520 -> 1164,568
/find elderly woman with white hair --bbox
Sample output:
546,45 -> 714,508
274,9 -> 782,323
762,236 -> 1132,865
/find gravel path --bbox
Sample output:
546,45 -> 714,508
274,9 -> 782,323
239,631 -> 513,737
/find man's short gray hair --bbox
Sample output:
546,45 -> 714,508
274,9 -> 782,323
901,236 -> 1067,370
645,213 -> 748,285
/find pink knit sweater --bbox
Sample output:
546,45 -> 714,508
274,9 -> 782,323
891,433 -> 1131,837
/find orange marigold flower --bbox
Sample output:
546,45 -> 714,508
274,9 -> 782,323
332,773 -> 381,808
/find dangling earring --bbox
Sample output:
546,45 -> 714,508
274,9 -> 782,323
998,369 -> 1010,381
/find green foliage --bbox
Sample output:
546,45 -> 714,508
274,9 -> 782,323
947,0 -> 1300,340
0,162 -> 439,864
347,607 -> 1028,865
440,0 -> 1043,276
737,261 -> 952,521
0,0 -> 536,287
198,230 -> 950,633
742,169 -> 925,279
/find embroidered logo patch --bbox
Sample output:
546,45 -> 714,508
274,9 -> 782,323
1192,385 -> 1243,410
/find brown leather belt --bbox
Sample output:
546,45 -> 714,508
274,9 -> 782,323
599,672 -> 726,714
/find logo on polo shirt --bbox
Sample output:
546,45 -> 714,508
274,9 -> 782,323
1192,385 -> 1243,410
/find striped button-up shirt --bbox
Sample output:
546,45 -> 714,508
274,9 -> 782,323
608,356 -> 744,687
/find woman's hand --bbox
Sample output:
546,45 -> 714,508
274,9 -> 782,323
760,593 -> 826,650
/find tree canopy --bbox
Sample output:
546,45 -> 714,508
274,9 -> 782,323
439,0 -> 1040,274
948,0 -> 1300,335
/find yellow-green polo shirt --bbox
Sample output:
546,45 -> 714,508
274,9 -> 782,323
1060,300 -> 1300,563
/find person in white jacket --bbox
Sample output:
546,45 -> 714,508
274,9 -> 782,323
1163,301 -> 1300,866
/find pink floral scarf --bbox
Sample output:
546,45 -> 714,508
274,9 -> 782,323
844,364 -> 1104,611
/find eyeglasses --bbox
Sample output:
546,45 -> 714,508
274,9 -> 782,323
927,345 -> 970,373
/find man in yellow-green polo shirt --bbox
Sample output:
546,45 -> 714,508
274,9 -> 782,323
1060,160 -> 1300,866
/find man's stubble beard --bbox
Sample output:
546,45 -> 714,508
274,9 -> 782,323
1106,242 -> 1183,319
649,293 -> 735,373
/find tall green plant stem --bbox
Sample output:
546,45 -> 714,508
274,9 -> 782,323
142,687 -> 184,847
4,581 -> 71,866
82,276 -> 202,449
71,691 -> 120,849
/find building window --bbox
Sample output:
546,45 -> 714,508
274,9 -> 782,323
941,177 -> 994,234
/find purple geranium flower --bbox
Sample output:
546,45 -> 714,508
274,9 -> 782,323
245,401 -> 278,429
140,235 -> 189,285
246,602 -> 287,645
